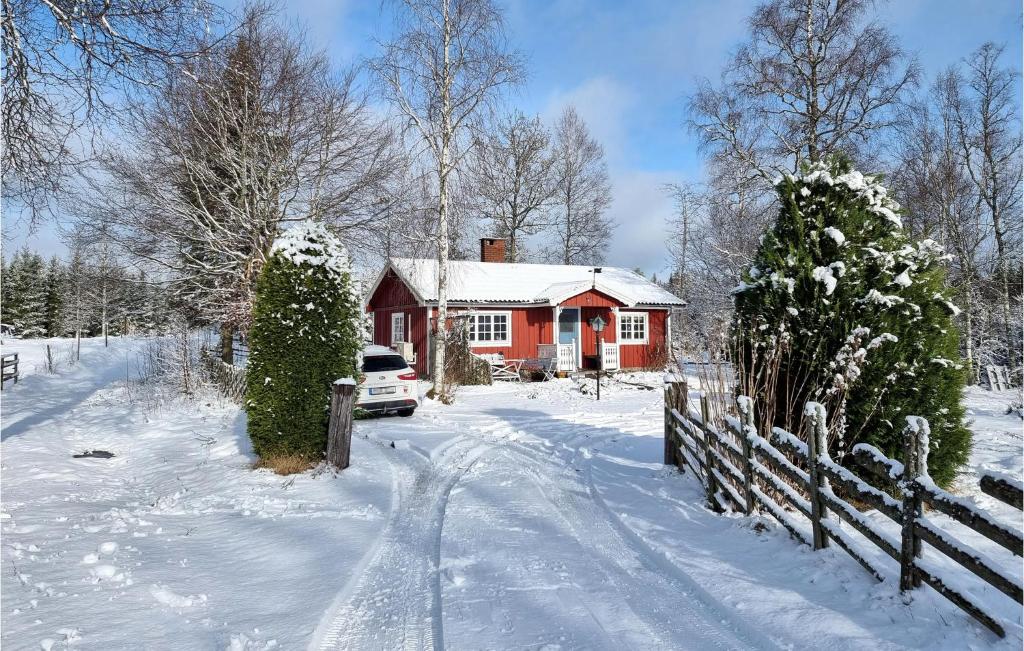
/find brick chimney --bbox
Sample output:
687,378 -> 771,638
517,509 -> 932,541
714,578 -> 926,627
480,237 -> 506,263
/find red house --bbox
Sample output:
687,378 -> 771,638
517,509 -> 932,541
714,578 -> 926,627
364,238 -> 685,376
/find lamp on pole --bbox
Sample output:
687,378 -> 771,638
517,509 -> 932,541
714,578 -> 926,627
590,315 -> 606,401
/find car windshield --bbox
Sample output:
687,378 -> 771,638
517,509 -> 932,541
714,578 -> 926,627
363,355 -> 409,373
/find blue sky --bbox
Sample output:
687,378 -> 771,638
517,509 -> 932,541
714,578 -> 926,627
7,0 -> 1021,278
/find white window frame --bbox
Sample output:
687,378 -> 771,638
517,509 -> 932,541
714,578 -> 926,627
467,310 -> 512,347
618,311 -> 648,345
391,312 -> 406,344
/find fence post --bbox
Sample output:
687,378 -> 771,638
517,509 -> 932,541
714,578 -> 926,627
700,394 -> 722,512
899,417 -> 927,591
664,377 -> 687,468
664,380 -> 676,465
327,379 -> 356,470
804,402 -> 830,550
737,397 -> 756,516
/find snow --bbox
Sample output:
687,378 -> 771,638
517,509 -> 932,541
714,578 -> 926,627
893,270 -> 913,287
824,227 -> 846,245
1,337 -> 392,649
333,377 -> 357,386
387,258 -> 685,307
812,266 -> 838,295
2,338 -> 1021,649
270,221 -> 351,279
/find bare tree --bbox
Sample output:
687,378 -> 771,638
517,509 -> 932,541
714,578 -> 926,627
371,0 -> 523,398
77,6 -> 398,353
1,0 -> 225,225
893,81 -> 990,382
663,182 -> 704,296
689,0 -> 918,180
547,107 -> 613,265
953,43 -> 1023,370
682,0 -> 919,353
469,113 -> 554,261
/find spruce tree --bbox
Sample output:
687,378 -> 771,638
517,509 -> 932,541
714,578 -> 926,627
7,249 -> 47,338
733,157 -> 970,486
43,256 -> 65,337
245,222 -> 362,462
1,253 -> 10,327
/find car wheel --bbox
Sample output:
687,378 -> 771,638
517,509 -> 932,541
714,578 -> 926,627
397,408 -> 415,417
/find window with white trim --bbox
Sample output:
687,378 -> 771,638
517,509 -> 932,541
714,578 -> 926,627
618,312 -> 648,344
391,312 -> 405,344
467,311 -> 511,347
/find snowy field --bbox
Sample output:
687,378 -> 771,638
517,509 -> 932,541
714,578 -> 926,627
1,337 -> 1021,650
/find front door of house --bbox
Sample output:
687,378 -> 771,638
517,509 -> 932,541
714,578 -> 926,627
558,308 -> 580,366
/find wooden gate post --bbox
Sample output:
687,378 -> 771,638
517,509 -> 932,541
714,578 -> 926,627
899,417 -> 927,590
327,379 -> 356,470
700,394 -> 722,512
663,377 -> 687,467
673,379 -> 688,469
737,397 -> 756,515
804,402 -> 830,550
663,381 -> 676,465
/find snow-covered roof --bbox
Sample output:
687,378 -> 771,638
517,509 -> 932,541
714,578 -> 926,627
380,258 -> 685,307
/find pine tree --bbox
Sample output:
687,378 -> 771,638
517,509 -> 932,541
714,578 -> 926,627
245,222 -> 363,462
733,156 -> 970,486
43,256 -> 66,336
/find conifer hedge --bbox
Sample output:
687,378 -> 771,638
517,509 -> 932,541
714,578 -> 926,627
245,222 -> 362,461
733,157 -> 970,486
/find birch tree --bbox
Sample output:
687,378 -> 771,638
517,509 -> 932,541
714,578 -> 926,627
690,0 -> 917,178
469,113 -> 555,261
371,0 -> 523,398
547,107 -> 613,265
952,43 -> 1023,370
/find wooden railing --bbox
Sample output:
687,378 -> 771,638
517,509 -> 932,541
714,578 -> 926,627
601,342 -> 619,371
1,352 -> 19,390
663,377 -> 1023,638
556,342 -> 576,372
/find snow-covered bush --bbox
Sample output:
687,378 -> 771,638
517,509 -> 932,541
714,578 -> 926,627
733,156 -> 970,486
245,222 -> 362,463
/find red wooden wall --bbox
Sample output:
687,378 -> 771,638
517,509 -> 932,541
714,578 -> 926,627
618,309 -> 668,370
432,306 -> 554,362
560,288 -> 621,308
367,270 -> 429,375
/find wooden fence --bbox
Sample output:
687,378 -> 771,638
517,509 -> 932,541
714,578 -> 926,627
663,378 -> 1023,638
201,350 -> 247,402
1,352 -> 19,389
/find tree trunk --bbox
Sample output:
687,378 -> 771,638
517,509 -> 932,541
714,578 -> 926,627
220,324 -> 234,364
431,0 -> 452,399
963,285 -> 976,384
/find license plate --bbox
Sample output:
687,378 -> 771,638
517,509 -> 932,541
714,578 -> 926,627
369,386 -> 396,395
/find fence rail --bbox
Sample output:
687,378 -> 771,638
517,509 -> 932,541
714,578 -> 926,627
663,378 -> 1023,638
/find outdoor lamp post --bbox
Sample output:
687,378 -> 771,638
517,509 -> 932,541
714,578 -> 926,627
590,315 -> 606,401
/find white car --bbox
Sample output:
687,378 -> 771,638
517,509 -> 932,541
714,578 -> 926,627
358,345 -> 420,417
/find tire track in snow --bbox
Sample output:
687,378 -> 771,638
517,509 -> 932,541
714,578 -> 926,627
311,436 -> 491,651
449,412 -> 783,649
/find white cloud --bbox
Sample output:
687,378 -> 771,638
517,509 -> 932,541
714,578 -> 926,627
539,76 -> 636,166
602,169 -> 681,277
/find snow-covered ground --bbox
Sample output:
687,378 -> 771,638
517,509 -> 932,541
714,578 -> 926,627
2,337 -> 1021,649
